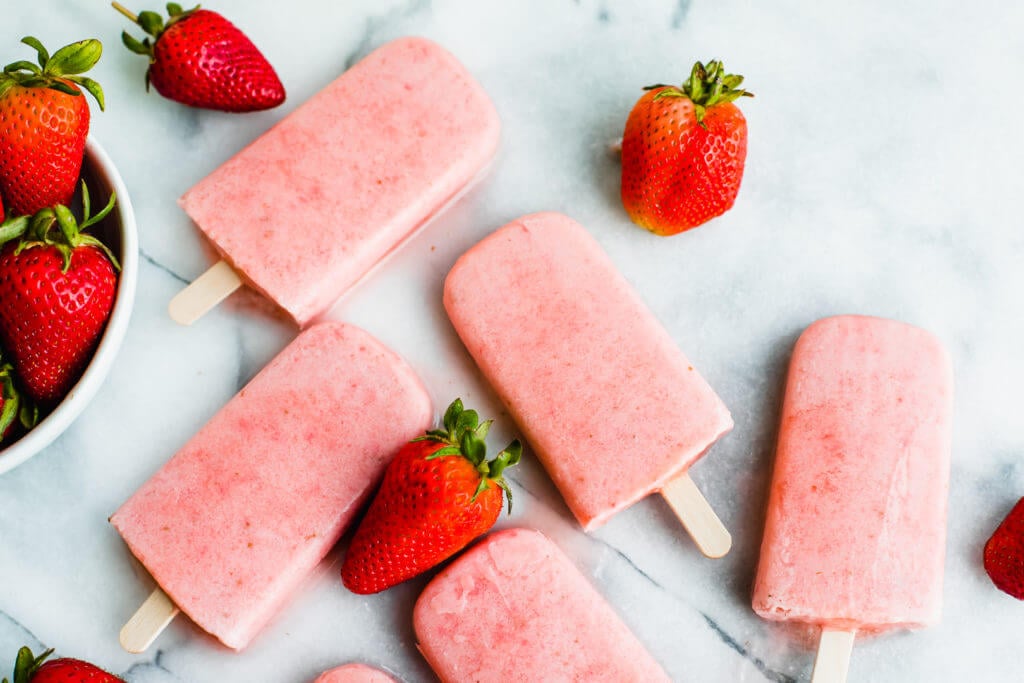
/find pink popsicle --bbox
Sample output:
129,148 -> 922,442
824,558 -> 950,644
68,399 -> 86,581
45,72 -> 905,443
179,37 -> 500,326
314,664 -> 396,683
414,528 -> 670,682
111,323 -> 431,650
752,316 -> 952,678
444,212 -> 733,534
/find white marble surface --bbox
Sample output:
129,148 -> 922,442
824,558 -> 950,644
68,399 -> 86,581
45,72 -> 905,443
2,0 -> 1022,681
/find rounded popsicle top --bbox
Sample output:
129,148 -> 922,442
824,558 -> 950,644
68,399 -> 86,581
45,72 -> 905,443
794,315 -> 953,379
414,527 -> 671,682
753,314 -> 953,633
443,212 -> 733,531
313,663 -> 397,683
178,36 -> 501,327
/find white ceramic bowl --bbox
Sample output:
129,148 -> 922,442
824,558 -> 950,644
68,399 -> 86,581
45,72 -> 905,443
0,137 -> 138,475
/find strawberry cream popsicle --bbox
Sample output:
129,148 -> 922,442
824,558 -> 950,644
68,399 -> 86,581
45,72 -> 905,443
444,212 -> 734,555
752,316 -> 953,682
314,664 -> 396,683
111,322 -> 431,651
173,37 -> 500,326
415,528 -> 670,682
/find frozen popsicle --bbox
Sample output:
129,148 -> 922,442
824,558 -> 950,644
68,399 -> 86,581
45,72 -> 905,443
414,528 -> 670,682
112,322 -> 432,651
314,664 -> 396,683
751,315 -> 953,682
171,36 -> 500,327
444,212 -> 734,556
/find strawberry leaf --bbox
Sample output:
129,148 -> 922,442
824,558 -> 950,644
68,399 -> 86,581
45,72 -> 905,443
3,61 -> 41,75
68,76 -> 106,110
138,11 -> 165,37
121,32 -> 151,56
8,646 -> 53,683
46,81 -> 81,98
442,398 -> 463,434
46,39 -> 103,77
460,430 -> 485,466
0,217 -> 29,246
20,36 -> 49,68
0,370 -> 20,437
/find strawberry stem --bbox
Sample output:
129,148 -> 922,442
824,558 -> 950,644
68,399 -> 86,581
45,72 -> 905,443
417,398 -> 522,512
3,182 -> 120,272
645,59 -> 752,126
111,1 -> 139,22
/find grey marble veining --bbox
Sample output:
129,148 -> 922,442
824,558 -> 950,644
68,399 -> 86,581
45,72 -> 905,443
1,0 -> 1022,681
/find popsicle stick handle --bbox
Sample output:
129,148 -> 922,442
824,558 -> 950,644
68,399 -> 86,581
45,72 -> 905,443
660,473 -> 732,559
168,259 -> 242,325
120,587 -> 180,654
811,629 -> 856,683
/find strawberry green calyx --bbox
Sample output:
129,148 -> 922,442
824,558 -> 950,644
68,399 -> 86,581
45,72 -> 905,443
416,398 -> 523,511
645,59 -> 753,126
0,37 -> 105,110
3,646 -> 55,683
0,182 -> 120,273
0,360 -> 37,438
115,2 -> 199,87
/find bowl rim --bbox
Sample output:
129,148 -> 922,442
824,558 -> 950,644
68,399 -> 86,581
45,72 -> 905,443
0,137 -> 139,475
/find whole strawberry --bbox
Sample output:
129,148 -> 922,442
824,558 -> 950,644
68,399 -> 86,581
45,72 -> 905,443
0,358 -> 37,442
3,646 -> 122,683
114,2 -> 285,112
0,37 -> 105,216
342,398 -> 521,594
0,183 -> 119,404
984,496 -> 1024,600
621,60 -> 752,235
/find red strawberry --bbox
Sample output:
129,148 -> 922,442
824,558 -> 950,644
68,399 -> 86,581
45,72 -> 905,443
0,38 -> 105,217
621,59 -> 752,236
0,359 -> 37,442
3,646 -> 122,683
342,398 -> 521,594
0,184 -> 120,404
114,2 -> 285,112
984,497 -> 1024,600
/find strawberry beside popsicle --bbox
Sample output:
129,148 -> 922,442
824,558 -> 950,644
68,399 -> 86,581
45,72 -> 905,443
112,322 -> 431,651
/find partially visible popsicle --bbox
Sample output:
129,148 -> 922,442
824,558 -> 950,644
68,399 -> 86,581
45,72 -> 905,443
444,212 -> 734,556
314,664 -> 397,683
414,528 -> 670,682
752,315 -> 953,682
112,322 -> 432,651
171,37 -> 500,327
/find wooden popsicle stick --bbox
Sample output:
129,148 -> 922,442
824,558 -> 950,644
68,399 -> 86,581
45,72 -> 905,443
168,259 -> 243,325
120,587 -> 180,654
811,629 -> 856,683
660,473 -> 732,559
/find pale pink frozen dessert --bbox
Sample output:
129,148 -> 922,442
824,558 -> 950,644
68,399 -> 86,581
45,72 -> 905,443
314,664 -> 396,683
444,212 -> 733,530
414,528 -> 670,682
180,37 -> 500,326
111,322 -> 432,649
752,315 -> 953,631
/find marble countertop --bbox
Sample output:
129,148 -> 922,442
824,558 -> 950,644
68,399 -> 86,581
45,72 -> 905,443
2,1 -> 1021,681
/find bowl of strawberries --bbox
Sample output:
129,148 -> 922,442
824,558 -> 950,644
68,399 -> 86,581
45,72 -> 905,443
0,37 -> 138,474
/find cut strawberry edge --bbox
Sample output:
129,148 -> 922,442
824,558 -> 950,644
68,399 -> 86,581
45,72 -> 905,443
983,496 -> 1024,600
